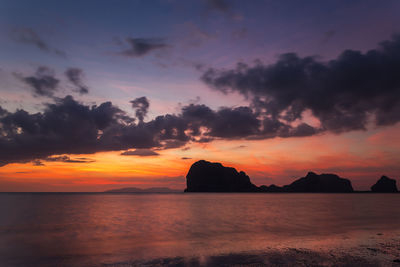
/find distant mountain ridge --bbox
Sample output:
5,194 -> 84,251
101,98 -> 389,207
104,187 -> 181,193
185,160 -> 397,193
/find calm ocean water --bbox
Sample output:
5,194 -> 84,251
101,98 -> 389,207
0,193 -> 399,266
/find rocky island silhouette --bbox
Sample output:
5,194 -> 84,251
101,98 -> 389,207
185,160 -> 398,193
371,176 -> 399,192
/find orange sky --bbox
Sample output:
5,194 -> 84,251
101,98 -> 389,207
1,124 -> 399,192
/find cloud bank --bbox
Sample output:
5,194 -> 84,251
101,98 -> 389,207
201,35 -> 400,133
0,93 -> 314,166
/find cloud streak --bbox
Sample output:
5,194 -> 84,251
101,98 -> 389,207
121,149 -> 159,157
120,38 -> 168,57
10,27 -> 66,57
44,155 -> 95,163
65,68 -> 89,95
32,156 -> 95,166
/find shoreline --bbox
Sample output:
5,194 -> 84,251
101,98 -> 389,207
104,244 -> 400,267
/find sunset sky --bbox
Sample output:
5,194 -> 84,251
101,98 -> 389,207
1,0 -> 400,191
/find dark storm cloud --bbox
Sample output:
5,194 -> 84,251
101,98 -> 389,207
65,68 -> 89,95
201,35 -> 400,133
0,95 -> 131,166
179,104 -> 317,140
0,92 -> 316,166
130,97 -> 149,122
10,27 -> 66,57
121,149 -> 159,157
179,104 -> 262,138
120,38 -> 168,57
209,107 -> 260,138
17,66 -> 59,97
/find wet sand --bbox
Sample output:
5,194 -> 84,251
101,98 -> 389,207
104,233 -> 400,266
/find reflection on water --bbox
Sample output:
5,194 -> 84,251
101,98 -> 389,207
0,193 -> 399,266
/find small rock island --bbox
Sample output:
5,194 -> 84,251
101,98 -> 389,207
185,160 -> 259,192
371,176 -> 398,192
282,172 -> 354,193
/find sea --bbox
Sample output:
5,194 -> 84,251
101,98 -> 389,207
0,193 -> 399,266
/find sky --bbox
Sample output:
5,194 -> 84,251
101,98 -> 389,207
0,0 -> 400,191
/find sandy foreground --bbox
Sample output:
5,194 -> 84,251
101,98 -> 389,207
103,234 -> 400,267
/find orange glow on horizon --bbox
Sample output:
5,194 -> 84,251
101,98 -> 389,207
0,124 -> 399,192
